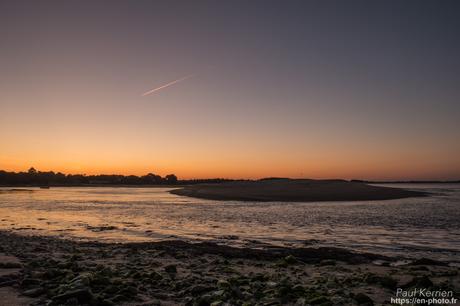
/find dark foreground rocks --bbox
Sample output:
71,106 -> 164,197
0,231 -> 458,306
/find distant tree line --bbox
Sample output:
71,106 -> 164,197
0,168 -> 234,186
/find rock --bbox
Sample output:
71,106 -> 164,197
354,293 -> 374,306
97,298 -> 115,306
230,285 -> 244,299
309,296 -> 331,305
222,266 -> 237,274
86,225 -> 118,232
194,293 -> 213,306
0,274 -> 19,283
284,255 -> 298,265
209,289 -> 225,299
118,285 -> 138,297
372,260 -> 390,266
411,258 -> 447,266
21,278 -> 41,287
69,254 -> 82,262
266,281 -> 277,288
164,264 -> 177,274
363,273 -> 397,290
52,288 -> 94,304
97,265 -> 114,276
410,265 -> 429,271
218,235 -> 239,240
44,268 -> 69,279
111,294 -> 128,302
295,297 -> 307,305
148,271 -> 163,281
69,273 -> 93,286
217,279 -> 230,289
103,284 -> 121,294
23,287 -> 45,297
379,275 -> 397,290
401,276 -> 433,289
0,279 -> 17,287
140,301 -> 161,306
0,262 -> 22,268
303,239 -> 320,245
292,284 -> 305,293
319,260 -> 336,266
189,284 -> 214,295
433,269 -> 457,277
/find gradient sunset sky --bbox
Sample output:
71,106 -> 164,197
1,1 -> 459,180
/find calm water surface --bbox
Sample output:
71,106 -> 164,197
0,184 -> 459,262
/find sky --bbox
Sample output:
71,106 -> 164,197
1,0 -> 459,180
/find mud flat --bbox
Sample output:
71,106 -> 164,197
170,179 -> 427,202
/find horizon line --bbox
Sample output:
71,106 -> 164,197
1,168 -> 459,183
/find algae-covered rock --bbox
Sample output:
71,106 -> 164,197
23,287 -> 45,297
164,264 -> 177,274
309,295 -> 331,305
354,293 -> 374,306
189,284 -> 215,296
217,279 -> 230,289
363,273 -> 397,290
318,260 -> 336,266
285,255 -> 298,265
118,285 -> 138,297
52,288 -> 95,304
401,275 -> 433,289
0,261 -> 22,268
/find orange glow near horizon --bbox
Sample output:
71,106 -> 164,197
1,144 -> 459,180
2,93 -> 459,181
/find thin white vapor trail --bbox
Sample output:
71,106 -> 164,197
141,74 -> 196,96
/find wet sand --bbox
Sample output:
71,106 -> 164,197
0,231 -> 458,306
171,179 -> 427,202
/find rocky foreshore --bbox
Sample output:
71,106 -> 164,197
0,231 -> 458,306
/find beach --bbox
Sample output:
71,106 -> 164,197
1,231 -> 459,306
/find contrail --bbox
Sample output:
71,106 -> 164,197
141,73 -> 196,97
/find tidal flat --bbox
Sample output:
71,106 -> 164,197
0,231 -> 459,306
0,184 -> 459,305
1,185 -> 458,261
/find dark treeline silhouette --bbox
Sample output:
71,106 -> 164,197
0,168 -> 234,186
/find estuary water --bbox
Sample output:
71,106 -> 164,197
0,184 -> 459,262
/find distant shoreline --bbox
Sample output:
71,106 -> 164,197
2,168 -> 459,188
1,180 -> 458,189
0,184 -> 184,188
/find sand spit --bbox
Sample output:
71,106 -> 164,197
170,179 -> 427,202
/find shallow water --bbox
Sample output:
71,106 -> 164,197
0,184 -> 459,262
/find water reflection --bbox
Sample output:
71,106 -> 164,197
0,184 -> 459,262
